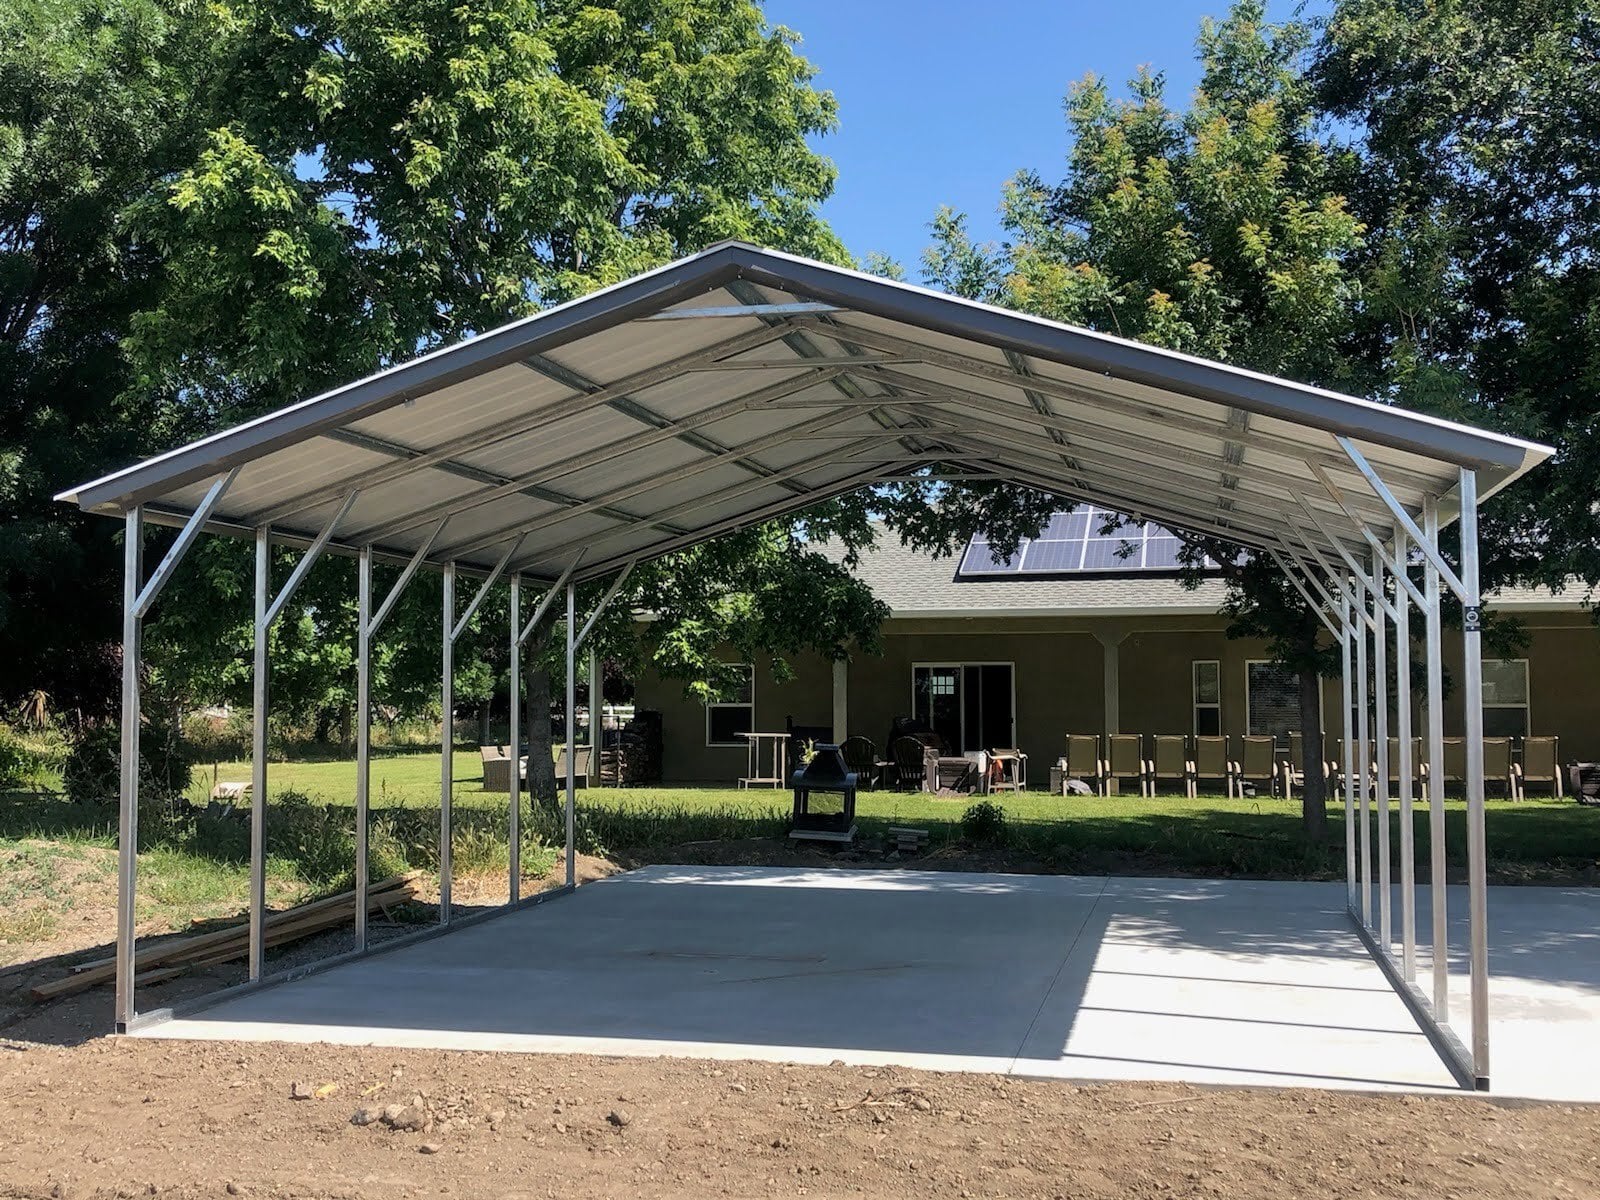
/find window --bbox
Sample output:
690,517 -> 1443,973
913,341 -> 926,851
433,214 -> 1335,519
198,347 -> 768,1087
1246,661 -> 1302,739
705,664 -> 755,746
1482,659 -> 1529,738
1193,661 -> 1221,736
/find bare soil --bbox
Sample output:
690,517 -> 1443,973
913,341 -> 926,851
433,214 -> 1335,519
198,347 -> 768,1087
1,1038 -> 1597,1200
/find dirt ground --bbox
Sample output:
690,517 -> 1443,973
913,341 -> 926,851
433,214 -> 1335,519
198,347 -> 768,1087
1,1038 -> 1597,1200
3,850 -> 1598,1199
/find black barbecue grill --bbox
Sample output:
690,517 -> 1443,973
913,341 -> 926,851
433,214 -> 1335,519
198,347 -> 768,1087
790,744 -> 858,843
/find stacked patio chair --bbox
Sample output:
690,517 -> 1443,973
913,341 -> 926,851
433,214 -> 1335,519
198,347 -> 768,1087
1104,733 -> 1147,797
1191,735 -> 1231,798
1323,737 -> 1345,783
1063,733 -> 1103,795
890,736 -> 928,792
1230,735 -> 1277,798
988,748 -> 1028,792
1513,735 -> 1562,800
1148,735 -> 1191,797
839,735 -> 882,790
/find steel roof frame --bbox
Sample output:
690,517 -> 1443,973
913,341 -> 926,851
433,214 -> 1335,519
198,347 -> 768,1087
63,242 -> 1548,1092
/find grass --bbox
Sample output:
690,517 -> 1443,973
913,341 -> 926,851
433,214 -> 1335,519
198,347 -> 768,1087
160,747 -> 1600,884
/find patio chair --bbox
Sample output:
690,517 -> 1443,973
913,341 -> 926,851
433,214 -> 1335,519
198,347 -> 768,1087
890,736 -> 928,792
988,748 -> 1027,792
1104,733 -> 1147,797
1191,735 -> 1230,798
1429,736 -> 1516,797
839,735 -> 882,790
1279,732 -> 1308,800
1063,733 -> 1103,795
1513,736 -> 1562,800
1381,737 -> 1423,795
1323,737 -> 1344,782
1231,735 -> 1277,797
553,744 -> 591,788
481,744 -> 512,793
1148,735 -> 1190,797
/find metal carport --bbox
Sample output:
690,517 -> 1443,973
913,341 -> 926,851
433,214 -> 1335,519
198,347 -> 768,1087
57,241 -> 1553,1089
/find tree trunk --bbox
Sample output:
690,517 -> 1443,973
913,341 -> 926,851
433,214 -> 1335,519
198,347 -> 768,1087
476,699 -> 492,748
525,665 -> 557,804
1298,667 -> 1328,842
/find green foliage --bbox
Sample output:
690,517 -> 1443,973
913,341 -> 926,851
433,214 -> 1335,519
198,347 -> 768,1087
1315,0 -> 1600,597
62,716 -> 194,806
0,724 -> 67,791
959,800 -> 1007,844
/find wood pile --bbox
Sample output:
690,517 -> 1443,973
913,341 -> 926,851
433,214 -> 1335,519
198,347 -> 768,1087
888,826 -> 930,855
31,873 -> 421,1003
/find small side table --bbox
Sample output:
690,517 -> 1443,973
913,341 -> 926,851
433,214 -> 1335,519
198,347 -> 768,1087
738,732 -> 789,788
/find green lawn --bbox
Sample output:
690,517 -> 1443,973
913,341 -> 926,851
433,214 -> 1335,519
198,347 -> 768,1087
174,748 -> 1599,883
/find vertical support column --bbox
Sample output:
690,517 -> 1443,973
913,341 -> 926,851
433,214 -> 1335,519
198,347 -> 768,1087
508,575 -> 522,904
114,507 -> 144,1031
1372,554 -> 1392,950
832,658 -> 849,743
565,580 -> 577,887
1424,497 -> 1450,1017
1459,468 -> 1491,1089
249,526 -> 270,981
1096,630 -> 1125,736
1355,574 -> 1372,926
1394,530 -> 1417,981
439,561 -> 455,924
355,547 -> 372,950
588,644 -> 602,783
1340,592 -> 1356,911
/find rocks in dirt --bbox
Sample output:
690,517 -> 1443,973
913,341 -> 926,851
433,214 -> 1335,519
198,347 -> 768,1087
288,1081 -> 314,1101
607,1109 -> 631,1129
349,1107 -> 379,1127
727,1082 -> 747,1094
225,1183 -> 245,1196
909,1096 -> 933,1113
384,1105 -> 429,1133
418,1142 -> 442,1155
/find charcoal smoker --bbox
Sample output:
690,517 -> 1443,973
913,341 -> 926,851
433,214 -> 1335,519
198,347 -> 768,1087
790,743 -> 858,843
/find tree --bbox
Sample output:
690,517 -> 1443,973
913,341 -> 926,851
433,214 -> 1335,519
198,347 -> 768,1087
0,0 -> 206,720
917,2 -> 1364,836
1315,0 -> 1600,598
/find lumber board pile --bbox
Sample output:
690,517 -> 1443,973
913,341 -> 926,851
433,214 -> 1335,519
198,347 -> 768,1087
31,873 -> 421,1003
888,826 -> 929,855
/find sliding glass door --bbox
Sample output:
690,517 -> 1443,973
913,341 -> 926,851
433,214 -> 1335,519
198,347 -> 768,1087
912,663 -> 1014,752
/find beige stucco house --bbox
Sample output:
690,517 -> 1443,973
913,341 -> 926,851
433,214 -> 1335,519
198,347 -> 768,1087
633,514 -> 1599,785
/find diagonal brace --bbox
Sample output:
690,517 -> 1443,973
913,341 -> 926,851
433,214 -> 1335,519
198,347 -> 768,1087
263,491 -> 360,628
519,553 -> 584,646
368,520 -> 447,636
1334,437 -> 1470,602
134,469 -> 240,619
1269,548 -> 1344,640
574,561 -> 636,652
451,535 -> 524,643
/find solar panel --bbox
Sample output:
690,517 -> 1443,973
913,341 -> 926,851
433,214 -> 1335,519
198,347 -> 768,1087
957,507 -> 1224,578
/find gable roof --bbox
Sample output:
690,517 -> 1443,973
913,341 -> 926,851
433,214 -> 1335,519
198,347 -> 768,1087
58,242 -> 1553,584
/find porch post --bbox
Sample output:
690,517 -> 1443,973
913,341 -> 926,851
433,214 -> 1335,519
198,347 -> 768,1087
1423,497 -> 1450,1017
589,644 -> 602,783
1096,630 -> 1125,737
832,658 -> 849,743
114,507 -> 144,1031
1458,468 -> 1491,1089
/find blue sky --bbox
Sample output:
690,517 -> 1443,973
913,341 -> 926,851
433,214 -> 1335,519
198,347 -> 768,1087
763,0 -> 1326,277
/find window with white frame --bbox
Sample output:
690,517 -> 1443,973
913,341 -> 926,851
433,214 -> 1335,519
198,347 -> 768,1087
705,664 -> 755,746
1193,660 -> 1221,736
1481,658 -> 1529,738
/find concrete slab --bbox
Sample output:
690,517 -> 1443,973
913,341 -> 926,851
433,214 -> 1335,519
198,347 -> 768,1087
135,867 -> 1595,1098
